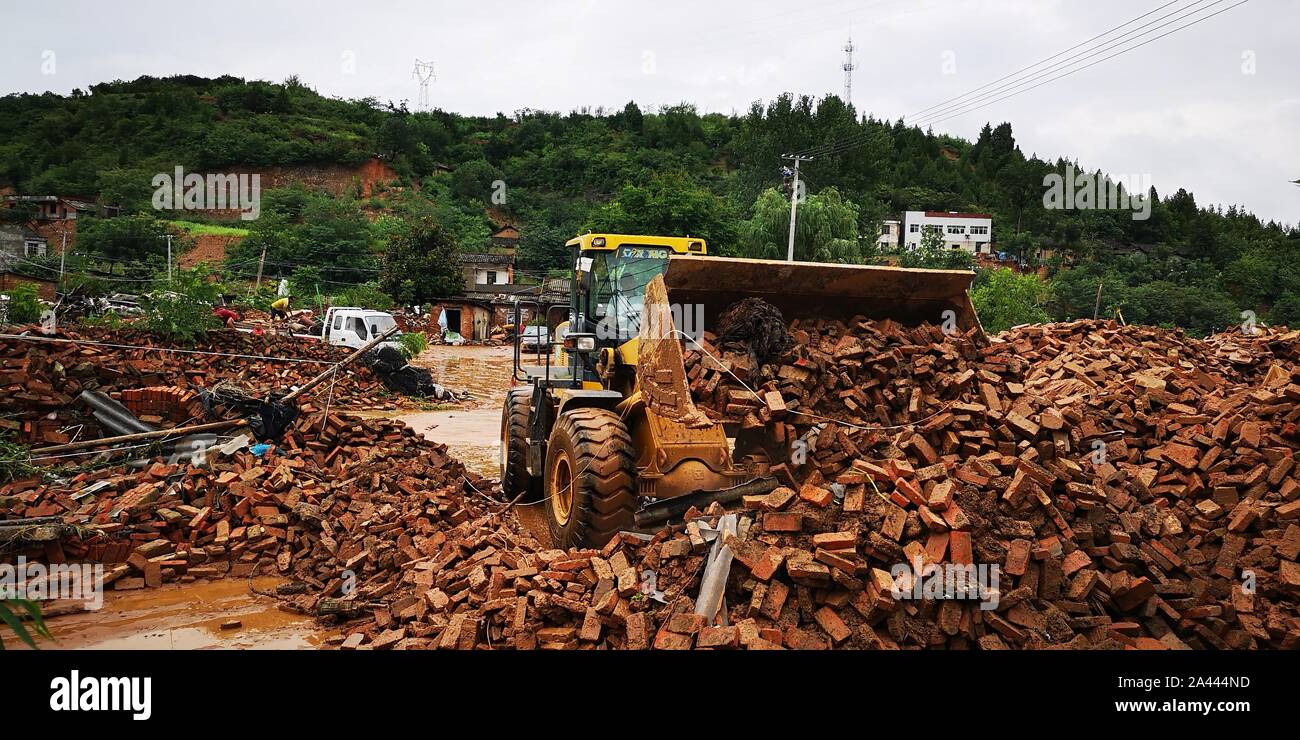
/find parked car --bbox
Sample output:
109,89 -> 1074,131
520,325 -> 550,351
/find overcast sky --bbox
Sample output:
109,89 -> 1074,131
2,0 -> 1295,225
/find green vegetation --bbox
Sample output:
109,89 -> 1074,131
141,264 -> 221,342
331,281 -> 394,312
2,283 -> 42,324
0,432 -> 39,484
398,331 -> 429,360
77,214 -> 184,273
380,219 -> 463,305
898,227 -> 974,270
0,599 -> 51,649
972,268 -> 1052,333
79,310 -> 126,330
737,186 -> 867,263
1,76 -> 1295,335
166,220 -> 250,237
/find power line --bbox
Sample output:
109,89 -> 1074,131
797,0 -> 1206,156
908,0 -> 1230,128
906,0 -> 1192,121
793,0 -> 1250,159
914,0 -> 1250,130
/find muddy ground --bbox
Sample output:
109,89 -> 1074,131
10,344 -> 538,650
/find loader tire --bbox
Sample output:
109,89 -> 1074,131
544,408 -> 636,549
500,388 -> 541,502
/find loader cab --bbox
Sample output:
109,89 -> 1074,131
567,234 -> 707,349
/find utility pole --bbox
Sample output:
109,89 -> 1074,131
164,234 -> 173,283
781,154 -> 813,262
254,243 -> 267,292
57,232 -> 67,293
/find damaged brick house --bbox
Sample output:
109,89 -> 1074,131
424,231 -> 566,341
2,194 -> 121,255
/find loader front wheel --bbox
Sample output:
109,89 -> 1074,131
544,408 -> 636,549
500,389 -> 541,502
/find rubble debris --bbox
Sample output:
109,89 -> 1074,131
714,297 -> 794,369
364,346 -> 466,401
676,317 -> 1300,649
4,317 -> 1299,651
0,327 -> 467,447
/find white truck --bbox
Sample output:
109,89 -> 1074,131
305,307 -> 404,351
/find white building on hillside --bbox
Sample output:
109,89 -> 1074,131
902,211 -> 993,255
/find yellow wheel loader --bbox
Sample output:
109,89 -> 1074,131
504,234 -> 980,548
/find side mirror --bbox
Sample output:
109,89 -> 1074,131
574,256 -> 593,293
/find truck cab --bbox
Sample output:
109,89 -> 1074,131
320,307 -> 402,351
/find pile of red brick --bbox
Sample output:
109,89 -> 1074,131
6,318 -> 1300,651
120,386 -> 208,425
678,318 -> 1300,648
3,406 -> 705,650
5,412 -> 498,592
0,328 -> 401,446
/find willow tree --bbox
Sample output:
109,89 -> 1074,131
736,186 -> 867,263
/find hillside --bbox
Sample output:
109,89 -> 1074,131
2,74 -> 1298,334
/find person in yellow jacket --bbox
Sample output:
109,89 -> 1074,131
270,295 -> 291,321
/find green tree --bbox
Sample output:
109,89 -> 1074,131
380,219 -> 463,304
450,159 -> 504,203
584,171 -> 737,249
971,268 -> 1052,333
78,214 -> 174,270
736,186 -> 865,263
142,264 -> 221,342
96,168 -> 157,214
1268,291 -> 1300,328
899,227 -> 973,270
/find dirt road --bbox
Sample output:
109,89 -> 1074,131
401,344 -> 552,544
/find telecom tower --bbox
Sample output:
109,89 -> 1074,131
413,59 -> 436,111
841,35 -> 855,106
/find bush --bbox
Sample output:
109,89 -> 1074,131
2,283 -> 43,325
398,331 -> 428,360
0,432 -> 39,484
80,310 -> 126,330
288,265 -> 323,304
971,268 -> 1052,334
141,265 -> 221,342
330,281 -> 394,311
233,283 -> 279,312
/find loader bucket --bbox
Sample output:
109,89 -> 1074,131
661,255 -> 982,333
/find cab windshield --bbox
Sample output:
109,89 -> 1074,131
588,245 -> 671,343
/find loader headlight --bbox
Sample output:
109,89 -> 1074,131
563,333 -> 597,352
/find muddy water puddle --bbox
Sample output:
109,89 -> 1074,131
9,577 -> 332,650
